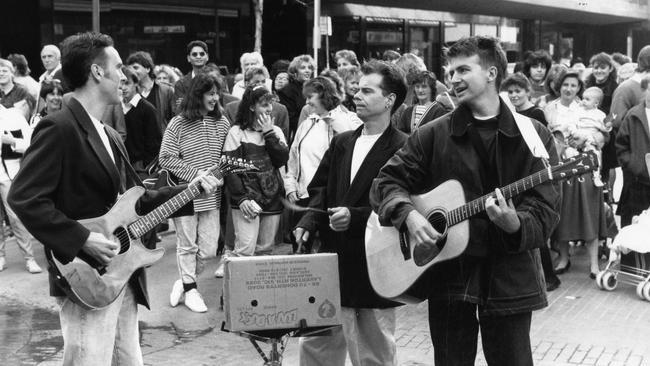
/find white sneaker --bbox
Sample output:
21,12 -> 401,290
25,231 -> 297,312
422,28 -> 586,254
26,259 -> 42,273
184,289 -> 208,313
169,280 -> 184,307
0,257 -> 5,271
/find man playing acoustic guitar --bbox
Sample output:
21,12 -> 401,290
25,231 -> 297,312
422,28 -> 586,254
370,36 -> 561,365
8,32 -> 220,366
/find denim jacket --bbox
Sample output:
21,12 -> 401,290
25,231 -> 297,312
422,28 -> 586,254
370,98 -> 561,315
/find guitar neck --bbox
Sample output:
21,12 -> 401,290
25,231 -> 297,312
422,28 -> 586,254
446,168 -> 551,226
128,164 -> 224,238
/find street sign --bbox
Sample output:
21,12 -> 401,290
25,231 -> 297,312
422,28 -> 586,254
320,16 -> 332,36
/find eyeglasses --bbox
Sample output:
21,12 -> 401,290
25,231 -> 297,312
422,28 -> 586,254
191,52 -> 206,57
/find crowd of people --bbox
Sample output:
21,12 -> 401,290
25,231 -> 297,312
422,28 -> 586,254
0,30 -> 649,366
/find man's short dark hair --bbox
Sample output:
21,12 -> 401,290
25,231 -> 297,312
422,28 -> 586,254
121,66 -> 139,84
360,60 -> 407,114
447,36 -> 508,90
60,32 -> 114,91
126,51 -> 155,79
186,40 -> 208,55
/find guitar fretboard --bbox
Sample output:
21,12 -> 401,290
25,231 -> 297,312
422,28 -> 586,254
446,170 -> 549,226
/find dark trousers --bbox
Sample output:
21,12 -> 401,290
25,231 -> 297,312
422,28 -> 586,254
428,299 -> 533,366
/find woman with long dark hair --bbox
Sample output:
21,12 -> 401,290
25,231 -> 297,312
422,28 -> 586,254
159,73 -> 230,313
224,86 -> 289,258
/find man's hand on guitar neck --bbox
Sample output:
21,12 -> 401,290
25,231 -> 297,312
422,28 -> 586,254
485,188 -> 521,234
193,169 -> 223,199
81,232 -> 120,266
405,210 -> 441,249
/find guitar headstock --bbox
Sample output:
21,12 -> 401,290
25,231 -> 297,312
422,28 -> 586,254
551,151 -> 599,181
218,156 -> 259,176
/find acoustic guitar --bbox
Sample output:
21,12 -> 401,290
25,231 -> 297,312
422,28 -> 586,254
365,152 -> 598,303
48,156 -> 257,310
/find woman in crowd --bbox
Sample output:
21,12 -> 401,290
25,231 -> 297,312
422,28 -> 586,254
537,64 -> 568,108
160,73 -> 230,313
155,64 -> 181,87
271,59 -> 290,94
298,69 -> 348,124
502,73 -> 547,125
337,66 -> 361,113
523,50 -> 553,105
224,86 -> 289,258
545,69 -> 607,279
586,52 -> 619,187
334,49 -> 360,71
31,81 -> 63,125
396,70 -> 446,134
278,54 -> 315,143
283,77 -> 362,253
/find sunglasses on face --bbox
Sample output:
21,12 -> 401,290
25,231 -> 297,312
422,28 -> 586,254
191,52 -> 206,57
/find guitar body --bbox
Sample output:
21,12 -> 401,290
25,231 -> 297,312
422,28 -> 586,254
365,180 -> 469,303
49,187 -> 165,310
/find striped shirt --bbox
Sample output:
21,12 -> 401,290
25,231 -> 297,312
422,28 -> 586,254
159,114 -> 230,212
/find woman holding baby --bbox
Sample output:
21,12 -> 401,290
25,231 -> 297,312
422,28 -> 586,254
544,69 -> 609,279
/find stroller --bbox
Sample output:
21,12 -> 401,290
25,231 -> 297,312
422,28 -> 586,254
596,154 -> 650,301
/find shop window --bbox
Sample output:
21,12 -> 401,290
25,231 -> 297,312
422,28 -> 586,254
444,22 -> 470,45
474,24 -> 497,38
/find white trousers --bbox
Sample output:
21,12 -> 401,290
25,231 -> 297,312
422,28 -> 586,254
173,209 -> 220,283
299,307 -> 397,366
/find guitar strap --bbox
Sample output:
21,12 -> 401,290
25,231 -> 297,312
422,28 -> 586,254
106,129 -> 145,190
500,92 -> 550,161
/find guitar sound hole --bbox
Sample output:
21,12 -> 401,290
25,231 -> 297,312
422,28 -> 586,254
113,227 -> 131,254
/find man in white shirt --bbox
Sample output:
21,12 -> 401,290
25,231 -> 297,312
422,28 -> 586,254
231,51 -> 273,99
293,60 -> 408,366
39,45 -> 63,85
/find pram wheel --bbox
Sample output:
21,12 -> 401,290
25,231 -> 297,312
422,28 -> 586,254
596,271 -> 617,291
636,282 -> 650,301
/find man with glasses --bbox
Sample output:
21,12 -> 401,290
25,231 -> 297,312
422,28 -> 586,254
173,40 -> 209,114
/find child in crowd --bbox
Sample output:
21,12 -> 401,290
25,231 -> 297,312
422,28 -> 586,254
569,86 -> 611,186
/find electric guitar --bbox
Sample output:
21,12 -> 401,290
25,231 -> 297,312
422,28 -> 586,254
48,156 -> 257,310
365,152 -> 598,303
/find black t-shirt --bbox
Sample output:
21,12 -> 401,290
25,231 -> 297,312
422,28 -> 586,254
470,116 -> 499,191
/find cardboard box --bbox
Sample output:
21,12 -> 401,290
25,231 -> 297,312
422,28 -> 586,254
223,254 -> 341,332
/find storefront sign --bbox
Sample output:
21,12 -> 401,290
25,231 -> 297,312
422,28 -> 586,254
143,25 -> 186,34
366,31 -> 401,45
320,16 -> 332,36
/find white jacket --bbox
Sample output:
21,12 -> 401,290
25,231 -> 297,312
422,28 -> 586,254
0,108 -> 31,180
283,105 -> 362,199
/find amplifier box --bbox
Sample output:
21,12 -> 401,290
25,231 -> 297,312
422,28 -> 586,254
223,254 -> 341,332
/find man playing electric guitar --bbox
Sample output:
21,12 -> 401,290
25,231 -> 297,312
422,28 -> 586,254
8,32 -> 221,366
370,36 -> 561,366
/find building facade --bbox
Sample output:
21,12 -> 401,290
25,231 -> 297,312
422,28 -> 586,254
2,0 -> 649,78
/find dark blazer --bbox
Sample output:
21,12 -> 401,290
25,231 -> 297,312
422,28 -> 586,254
277,77 -> 306,141
396,102 -> 447,134
124,97 -> 162,169
224,100 -> 290,141
297,125 -> 408,308
8,97 -> 184,308
145,82 -> 175,132
172,72 -> 194,115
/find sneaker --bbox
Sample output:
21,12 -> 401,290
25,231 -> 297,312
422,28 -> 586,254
169,279 -> 184,307
0,257 -> 5,271
26,259 -> 42,273
184,289 -> 208,313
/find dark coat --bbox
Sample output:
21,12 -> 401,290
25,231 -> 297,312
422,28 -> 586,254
298,125 -> 408,309
124,97 -> 162,169
224,100 -> 290,141
370,98 -> 561,315
8,97 -> 185,308
277,77 -> 306,141
145,82 -> 175,132
396,102 -> 448,134
615,101 -> 650,217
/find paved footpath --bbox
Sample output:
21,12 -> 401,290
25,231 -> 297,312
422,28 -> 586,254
1,232 -> 649,366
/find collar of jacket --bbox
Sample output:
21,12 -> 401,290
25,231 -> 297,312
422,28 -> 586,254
449,97 -> 520,138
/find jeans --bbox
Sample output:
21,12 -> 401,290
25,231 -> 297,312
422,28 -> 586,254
299,307 -> 397,366
0,179 -> 36,260
231,210 -> 280,256
57,286 -> 143,366
173,209 -> 220,284
428,298 -> 533,366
